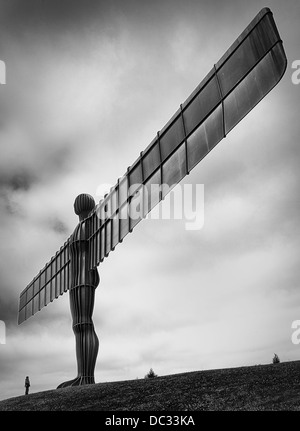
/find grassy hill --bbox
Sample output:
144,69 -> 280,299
0,360 -> 300,411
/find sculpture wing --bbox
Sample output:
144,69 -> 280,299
18,239 -> 71,324
88,8 -> 287,269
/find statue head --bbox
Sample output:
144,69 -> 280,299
74,194 -> 96,221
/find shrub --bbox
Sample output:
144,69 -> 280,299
273,353 -> 280,364
145,368 -> 158,379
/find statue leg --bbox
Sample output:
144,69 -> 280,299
57,281 -> 99,388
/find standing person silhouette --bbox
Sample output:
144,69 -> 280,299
25,376 -> 30,395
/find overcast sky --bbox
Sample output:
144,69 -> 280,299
0,0 -> 299,401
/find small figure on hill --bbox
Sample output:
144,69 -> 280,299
273,353 -> 280,364
145,368 -> 158,379
25,376 -> 30,395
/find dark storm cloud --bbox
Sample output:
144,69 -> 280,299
0,171 -> 36,192
0,246 -> 23,325
0,124 -> 74,191
0,0 -> 252,60
0,296 -> 18,327
0,188 -> 21,216
49,217 -> 69,235
0,0 -> 108,34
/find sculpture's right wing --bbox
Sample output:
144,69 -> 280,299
18,239 -> 71,324
87,8 -> 287,270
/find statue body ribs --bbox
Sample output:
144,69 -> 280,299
58,194 -> 99,388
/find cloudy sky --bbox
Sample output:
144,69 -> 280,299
0,0 -> 299,401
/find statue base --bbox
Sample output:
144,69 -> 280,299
57,376 -> 95,389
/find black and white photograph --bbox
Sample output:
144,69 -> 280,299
0,0 -> 299,414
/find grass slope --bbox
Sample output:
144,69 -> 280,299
1,361 -> 300,411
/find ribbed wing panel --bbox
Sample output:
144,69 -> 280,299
18,240 -> 71,324
88,8 -> 287,270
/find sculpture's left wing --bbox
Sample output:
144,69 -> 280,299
18,239 -> 71,324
